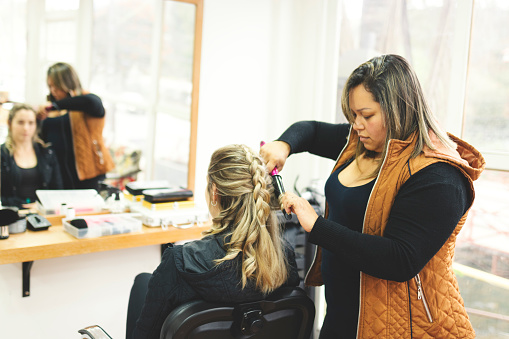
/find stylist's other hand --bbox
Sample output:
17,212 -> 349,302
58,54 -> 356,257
21,202 -> 38,210
282,192 -> 318,232
36,102 -> 52,121
260,141 -> 291,173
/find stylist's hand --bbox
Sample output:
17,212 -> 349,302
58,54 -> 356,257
36,102 -> 52,121
282,192 -> 318,232
21,202 -> 38,210
260,141 -> 291,173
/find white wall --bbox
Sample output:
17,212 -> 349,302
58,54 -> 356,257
0,246 -> 161,338
194,0 -> 340,207
0,1 -> 340,338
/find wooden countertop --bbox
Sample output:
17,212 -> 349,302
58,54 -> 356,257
0,213 -> 209,265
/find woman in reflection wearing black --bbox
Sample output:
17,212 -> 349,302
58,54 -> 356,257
37,62 -> 114,191
1,103 -> 62,209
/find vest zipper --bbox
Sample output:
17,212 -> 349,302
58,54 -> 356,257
93,140 -> 105,165
356,139 -> 392,338
415,273 -> 433,323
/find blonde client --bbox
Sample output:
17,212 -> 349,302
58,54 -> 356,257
1,103 -> 62,209
127,144 -> 300,339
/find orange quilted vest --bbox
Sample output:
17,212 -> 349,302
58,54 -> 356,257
305,128 -> 485,338
69,110 -> 114,181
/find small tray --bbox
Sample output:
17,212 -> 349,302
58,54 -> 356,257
63,213 -> 142,239
132,206 -> 210,228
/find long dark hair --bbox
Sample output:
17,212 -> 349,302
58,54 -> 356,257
47,62 -> 83,101
341,54 -> 455,176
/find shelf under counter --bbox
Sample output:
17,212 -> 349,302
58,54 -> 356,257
0,214 -> 210,297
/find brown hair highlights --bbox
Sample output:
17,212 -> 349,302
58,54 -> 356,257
47,62 -> 83,98
341,54 -> 455,176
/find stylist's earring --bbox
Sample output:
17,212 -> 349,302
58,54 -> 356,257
211,200 -> 217,207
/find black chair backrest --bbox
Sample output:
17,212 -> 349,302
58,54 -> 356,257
160,286 -> 315,339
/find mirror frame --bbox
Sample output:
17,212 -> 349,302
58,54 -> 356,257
173,0 -> 203,194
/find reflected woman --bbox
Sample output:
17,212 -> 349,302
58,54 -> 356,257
1,104 -> 63,209
37,62 -> 114,191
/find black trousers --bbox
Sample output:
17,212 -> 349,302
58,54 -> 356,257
319,313 -> 356,339
125,272 -> 152,339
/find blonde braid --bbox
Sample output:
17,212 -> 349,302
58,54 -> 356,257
204,144 -> 289,294
241,147 -> 272,286
243,146 -> 271,228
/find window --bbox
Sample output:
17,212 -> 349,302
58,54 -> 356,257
89,0 -> 156,181
0,0 -> 27,103
0,0 -> 27,142
336,0 -> 461,125
90,0 -> 196,187
335,0 -> 509,336
457,0 -> 509,334
463,0 -> 509,168
455,170 -> 509,334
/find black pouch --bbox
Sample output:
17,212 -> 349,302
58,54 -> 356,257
142,188 -> 193,203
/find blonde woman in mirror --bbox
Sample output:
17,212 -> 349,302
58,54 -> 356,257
127,144 -> 300,339
1,104 -> 63,209
261,54 -> 485,338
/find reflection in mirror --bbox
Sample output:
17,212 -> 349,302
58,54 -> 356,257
154,0 -> 196,189
89,0 -> 202,192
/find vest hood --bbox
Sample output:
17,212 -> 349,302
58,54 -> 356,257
422,131 -> 485,182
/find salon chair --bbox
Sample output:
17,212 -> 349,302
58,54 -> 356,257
79,286 -> 315,339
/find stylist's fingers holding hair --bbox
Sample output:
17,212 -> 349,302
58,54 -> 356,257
36,103 -> 51,121
260,141 -> 291,173
282,192 -> 318,232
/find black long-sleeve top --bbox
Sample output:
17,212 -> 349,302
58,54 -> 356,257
278,121 -> 471,337
1,143 -> 63,208
40,93 -> 105,188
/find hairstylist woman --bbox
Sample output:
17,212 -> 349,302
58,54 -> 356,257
1,103 -> 62,209
261,54 -> 485,338
127,144 -> 300,339
37,62 -> 114,190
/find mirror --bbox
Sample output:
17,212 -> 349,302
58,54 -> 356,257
156,0 -> 203,193
89,0 -> 203,192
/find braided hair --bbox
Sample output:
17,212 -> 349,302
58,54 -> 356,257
203,144 -> 289,294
